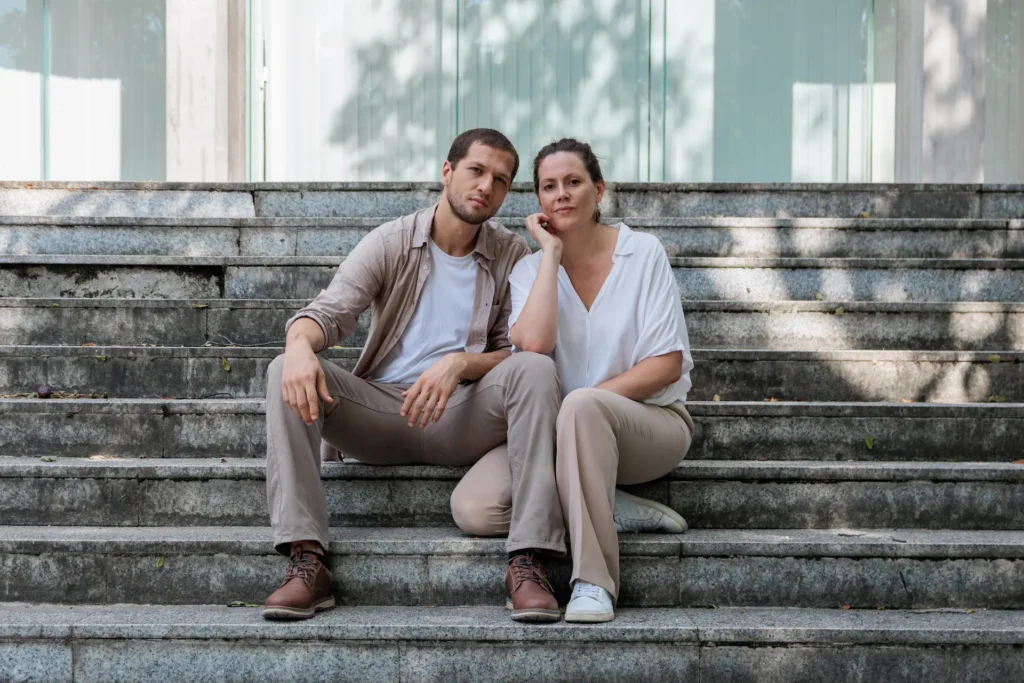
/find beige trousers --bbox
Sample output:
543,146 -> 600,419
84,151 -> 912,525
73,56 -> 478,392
451,387 -> 693,600
266,351 -> 565,555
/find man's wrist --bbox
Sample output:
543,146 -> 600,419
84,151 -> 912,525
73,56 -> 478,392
449,352 -> 471,379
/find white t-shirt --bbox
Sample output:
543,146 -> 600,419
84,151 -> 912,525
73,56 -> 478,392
370,240 -> 478,384
508,224 -> 694,405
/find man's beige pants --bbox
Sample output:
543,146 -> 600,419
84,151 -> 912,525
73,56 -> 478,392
452,387 -> 693,600
266,351 -> 566,555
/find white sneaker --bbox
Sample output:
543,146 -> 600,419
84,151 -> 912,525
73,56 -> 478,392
564,581 -> 615,623
613,489 -> 688,533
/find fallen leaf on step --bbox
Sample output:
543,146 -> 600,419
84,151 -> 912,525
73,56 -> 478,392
840,604 -> 851,610
40,456 -> 56,462
899,398 -> 913,403
815,293 -> 824,301
988,354 -> 1002,364
763,397 -> 778,402
87,455 -> 115,460
1011,459 -> 1024,465
891,536 -> 907,543
834,307 -> 846,317
81,342 -> 96,347
865,435 -> 875,449
220,357 -> 231,372
50,303 -> 60,308
988,395 -> 1005,403
227,601 -> 260,608
93,354 -> 108,362
857,211 -> 869,218
156,557 -> 164,569
712,394 -> 721,401
191,303 -> 209,309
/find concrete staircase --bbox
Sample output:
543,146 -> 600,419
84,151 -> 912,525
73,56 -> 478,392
1,181 -> 1023,681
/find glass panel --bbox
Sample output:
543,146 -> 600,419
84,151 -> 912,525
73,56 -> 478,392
985,0 -> 1023,183
0,0 -> 43,180
456,0 -> 652,182
47,0 -> 166,181
263,0 -> 454,181
664,0 -> 875,182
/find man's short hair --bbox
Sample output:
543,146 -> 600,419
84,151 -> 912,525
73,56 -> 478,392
446,128 -> 520,180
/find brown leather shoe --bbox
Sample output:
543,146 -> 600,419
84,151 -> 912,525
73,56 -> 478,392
262,547 -> 336,620
505,552 -> 561,622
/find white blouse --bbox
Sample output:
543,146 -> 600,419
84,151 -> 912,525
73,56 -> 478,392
509,223 -> 694,405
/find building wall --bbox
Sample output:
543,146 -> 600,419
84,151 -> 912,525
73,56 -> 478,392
0,0 -> 1020,183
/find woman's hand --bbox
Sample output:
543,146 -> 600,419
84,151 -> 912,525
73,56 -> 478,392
525,213 -> 562,255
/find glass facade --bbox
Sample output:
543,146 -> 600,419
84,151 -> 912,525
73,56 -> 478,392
1,0 -> 1020,183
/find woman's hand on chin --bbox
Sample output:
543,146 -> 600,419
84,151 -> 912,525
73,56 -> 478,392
525,213 -> 562,255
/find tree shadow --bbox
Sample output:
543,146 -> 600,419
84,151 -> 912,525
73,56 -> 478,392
326,0 -> 689,183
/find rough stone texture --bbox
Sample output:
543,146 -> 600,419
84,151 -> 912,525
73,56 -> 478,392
699,645 -> 1024,683
673,262 -> 1024,303
2,298 -> 1020,350
2,527 -> 1022,607
400,642 -> 698,683
0,477 -> 139,526
5,346 -> 1019,403
981,191 -> 1024,219
6,216 -> 1018,259
0,225 -> 240,256
0,301 -> 207,346
73,640 -> 397,683
687,303 -> 1024,351
0,642 -> 72,682
612,187 -> 982,219
0,265 -> 222,299
224,265 -> 335,299
5,399 -> 1024,462
671,480 -> 1024,530
678,556 -> 1024,609
0,188 -> 255,218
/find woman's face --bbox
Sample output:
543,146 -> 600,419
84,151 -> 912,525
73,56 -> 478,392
535,152 -> 605,232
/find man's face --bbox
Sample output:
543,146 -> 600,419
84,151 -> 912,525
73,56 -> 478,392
442,142 -> 516,224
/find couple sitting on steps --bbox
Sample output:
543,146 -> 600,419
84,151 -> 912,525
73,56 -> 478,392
263,128 -> 695,624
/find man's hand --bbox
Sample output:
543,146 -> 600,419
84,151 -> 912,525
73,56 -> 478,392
281,339 -> 333,425
400,353 -> 467,428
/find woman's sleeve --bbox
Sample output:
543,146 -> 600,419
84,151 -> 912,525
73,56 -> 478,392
633,247 -> 693,369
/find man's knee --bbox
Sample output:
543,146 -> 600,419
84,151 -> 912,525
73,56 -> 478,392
450,486 -> 510,537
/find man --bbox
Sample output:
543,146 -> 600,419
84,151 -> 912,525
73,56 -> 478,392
263,129 -> 565,623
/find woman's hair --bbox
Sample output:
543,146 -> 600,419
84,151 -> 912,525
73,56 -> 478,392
532,138 -> 605,223
532,138 -> 604,194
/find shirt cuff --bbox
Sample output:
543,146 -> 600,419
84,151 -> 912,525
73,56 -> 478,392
285,311 -> 332,351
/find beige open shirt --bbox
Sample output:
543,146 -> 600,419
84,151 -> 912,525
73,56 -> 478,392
285,204 -> 531,374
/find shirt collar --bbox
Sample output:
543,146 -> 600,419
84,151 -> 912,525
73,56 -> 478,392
414,202 -> 495,261
612,223 -> 636,257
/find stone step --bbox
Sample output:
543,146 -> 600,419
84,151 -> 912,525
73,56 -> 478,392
4,297 -> 1022,351
3,346 -> 1021,403
4,216 -> 1022,259
2,398 -> 1021,462
4,603 -> 1023,683
2,526 -> 1023,609
4,457 -> 1022,531
3,180 -> 1022,218
4,254 -> 1024,301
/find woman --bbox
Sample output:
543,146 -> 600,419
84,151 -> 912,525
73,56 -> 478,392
512,138 -> 694,623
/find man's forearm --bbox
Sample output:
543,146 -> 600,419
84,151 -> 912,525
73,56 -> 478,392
286,317 -> 327,354
452,350 -> 512,381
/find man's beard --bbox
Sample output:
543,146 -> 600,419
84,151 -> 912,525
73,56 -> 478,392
447,190 -> 496,225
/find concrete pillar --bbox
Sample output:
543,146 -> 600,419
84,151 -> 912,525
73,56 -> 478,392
895,0 -> 987,183
166,0 -> 246,182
